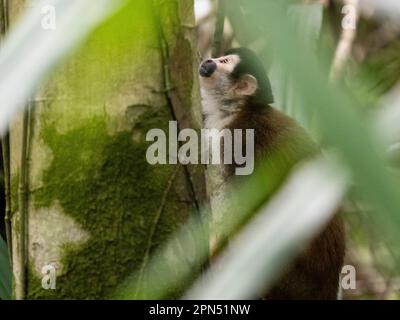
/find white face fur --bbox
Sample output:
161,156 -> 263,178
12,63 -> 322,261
199,54 -> 258,130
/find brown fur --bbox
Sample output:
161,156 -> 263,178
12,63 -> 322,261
224,104 -> 346,300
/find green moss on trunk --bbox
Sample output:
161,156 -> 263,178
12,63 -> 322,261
10,0 -> 203,299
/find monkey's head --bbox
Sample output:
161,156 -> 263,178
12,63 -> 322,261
199,47 -> 274,107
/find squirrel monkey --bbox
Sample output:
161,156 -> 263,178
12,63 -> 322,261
199,48 -> 345,300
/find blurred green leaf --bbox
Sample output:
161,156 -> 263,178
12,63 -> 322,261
0,0 -> 124,134
115,0 -> 400,300
238,0 -> 400,248
186,158 -> 347,299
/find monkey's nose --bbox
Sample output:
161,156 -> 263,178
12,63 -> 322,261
199,60 -> 217,77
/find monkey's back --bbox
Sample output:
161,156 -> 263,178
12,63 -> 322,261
226,105 -> 346,300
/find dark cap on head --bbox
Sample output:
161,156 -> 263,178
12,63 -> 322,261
225,48 -> 274,105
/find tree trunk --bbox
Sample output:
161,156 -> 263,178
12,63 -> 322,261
8,0 -> 205,299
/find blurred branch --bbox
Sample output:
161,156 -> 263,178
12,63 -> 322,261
134,166 -> 180,298
211,0 -> 225,57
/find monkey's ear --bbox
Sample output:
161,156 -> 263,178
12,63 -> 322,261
234,74 -> 258,97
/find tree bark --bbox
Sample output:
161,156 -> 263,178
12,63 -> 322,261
9,0 -> 205,299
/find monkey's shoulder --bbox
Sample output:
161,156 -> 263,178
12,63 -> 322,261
229,105 -> 318,160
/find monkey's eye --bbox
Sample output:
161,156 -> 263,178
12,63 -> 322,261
219,58 -> 229,64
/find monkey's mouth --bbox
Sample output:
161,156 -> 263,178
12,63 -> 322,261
199,60 -> 217,77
